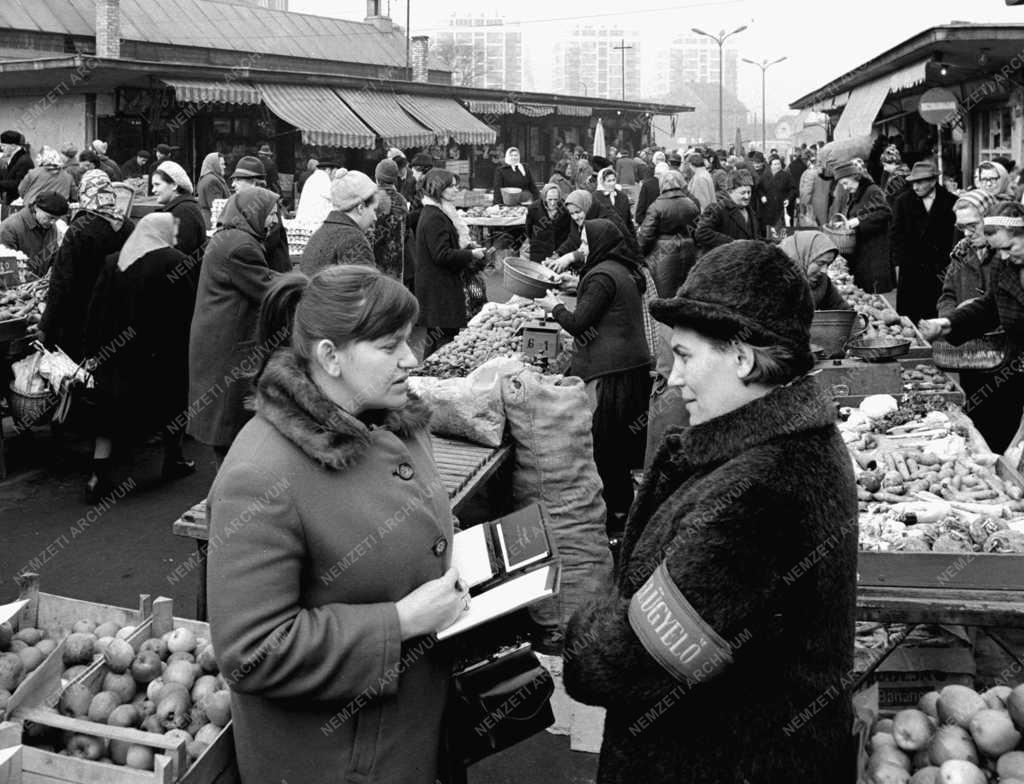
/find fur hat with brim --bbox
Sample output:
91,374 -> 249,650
649,240 -> 815,366
1,130 -> 23,145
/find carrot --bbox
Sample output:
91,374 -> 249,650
873,491 -> 908,504
905,456 -> 921,477
893,453 -> 912,482
957,489 -> 998,502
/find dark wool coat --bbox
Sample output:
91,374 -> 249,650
84,247 -> 194,440
637,189 -> 700,298
525,200 -> 571,262
938,239 -> 996,319
594,189 -> 636,239
890,185 -> 957,322
196,173 -> 231,229
186,228 -> 280,447
39,211 -> 132,360
634,175 -> 661,227
694,194 -> 761,251
208,350 -> 453,784
300,211 -> 374,277
163,194 -> 207,290
948,257 -> 1024,363
757,169 -> 796,229
370,185 -> 408,280
0,148 -> 33,203
0,207 -> 61,277
493,163 -> 540,204
414,204 -> 476,330
833,178 -> 893,293
564,376 -> 858,784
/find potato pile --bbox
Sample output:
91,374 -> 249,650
828,260 -> 925,344
865,684 -> 1024,783
902,364 -> 958,395
0,275 -> 47,324
417,301 -> 572,379
463,205 -> 527,219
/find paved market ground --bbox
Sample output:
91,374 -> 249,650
0,265 -> 599,783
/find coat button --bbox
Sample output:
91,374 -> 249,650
396,463 -> 415,480
432,536 -> 448,557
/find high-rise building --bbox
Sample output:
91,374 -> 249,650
434,13 -> 522,91
650,34 -> 738,97
553,25 -> 641,100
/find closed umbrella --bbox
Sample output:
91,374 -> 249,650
593,118 -> 606,158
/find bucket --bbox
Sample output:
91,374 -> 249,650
500,187 -> 523,206
810,310 -> 868,359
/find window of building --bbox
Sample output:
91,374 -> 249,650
977,106 -> 1014,160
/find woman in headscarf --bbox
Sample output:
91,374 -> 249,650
525,183 -> 571,263
196,152 -> 231,229
492,146 -> 539,204
547,158 -> 574,199
187,187 -> 284,460
370,158 -> 408,280
879,145 -> 910,206
535,218 -> 652,537
637,169 -> 700,297
83,213 -> 196,501
18,145 -> 76,206
153,160 -> 206,288
831,159 -> 893,293
39,170 -> 133,360
779,230 -> 851,310
976,160 -> 1016,203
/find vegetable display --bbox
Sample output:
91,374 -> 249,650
828,260 -> 928,344
0,275 -> 48,325
901,363 -> 959,394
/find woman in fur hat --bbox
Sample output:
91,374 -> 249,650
563,240 -> 858,784
207,264 -> 468,784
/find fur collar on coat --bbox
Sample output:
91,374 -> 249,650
654,374 -> 834,474
254,349 -> 432,471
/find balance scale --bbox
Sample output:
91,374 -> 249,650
812,356 -> 904,400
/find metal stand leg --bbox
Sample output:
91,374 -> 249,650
196,540 -> 208,622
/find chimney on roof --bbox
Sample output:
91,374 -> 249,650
95,0 -> 121,58
411,35 -> 429,83
364,0 -> 393,33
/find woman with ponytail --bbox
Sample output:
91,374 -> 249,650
207,264 -> 469,784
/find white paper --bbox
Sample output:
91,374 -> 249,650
451,525 -> 495,590
0,599 -> 28,626
437,565 -> 556,640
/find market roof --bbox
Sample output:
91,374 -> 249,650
0,0 -> 408,67
790,23 -> 1024,110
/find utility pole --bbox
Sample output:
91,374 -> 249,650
742,56 -> 787,152
406,0 -> 411,75
612,39 -> 633,101
691,25 -> 747,150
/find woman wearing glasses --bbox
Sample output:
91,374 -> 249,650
976,160 -> 1016,203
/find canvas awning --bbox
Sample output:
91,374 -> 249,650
334,88 -> 435,148
516,103 -> 555,118
160,78 -> 260,105
832,79 -> 892,140
464,100 -> 514,115
395,94 -> 497,145
556,104 -> 592,117
256,83 -> 376,148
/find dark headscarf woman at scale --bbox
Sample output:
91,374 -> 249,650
196,152 -> 231,229
187,187 -> 285,460
83,212 -> 197,501
535,218 -> 651,537
779,230 -> 851,310
207,265 -> 467,784
563,240 -> 857,784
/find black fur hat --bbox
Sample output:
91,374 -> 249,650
649,240 -> 814,360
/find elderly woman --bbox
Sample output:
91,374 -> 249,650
637,170 -> 699,298
779,230 -> 850,310
187,187 -> 284,460
563,240 -> 857,784
300,171 -> 378,276
39,170 -> 133,360
548,158 -> 574,199
525,183 -> 571,263
18,146 -> 75,206
492,146 -> 539,204
196,152 -> 231,229
921,201 -> 1024,453
416,168 -> 487,357
593,167 -> 636,241
536,218 -> 652,536
153,160 -> 206,276
208,265 -> 467,784
977,160 -> 1016,203
831,159 -> 893,293
694,168 -> 760,251
370,158 -> 408,280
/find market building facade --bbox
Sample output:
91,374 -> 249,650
0,0 -> 688,201
791,23 -> 1024,190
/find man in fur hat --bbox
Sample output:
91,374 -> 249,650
0,130 -> 33,205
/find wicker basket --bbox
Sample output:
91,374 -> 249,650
823,214 -> 857,256
7,384 -> 55,429
931,331 -> 1008,371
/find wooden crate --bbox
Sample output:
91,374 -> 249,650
10,597 -> 236,784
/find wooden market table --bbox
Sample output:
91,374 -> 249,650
463,213 -> 527,250
173,434 -> 513,621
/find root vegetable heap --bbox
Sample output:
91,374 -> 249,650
0,275 -> 48,324
828,259 -> 925,343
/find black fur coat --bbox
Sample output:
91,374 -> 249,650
564,375 -> 858,784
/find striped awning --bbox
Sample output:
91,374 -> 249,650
161,78 -> 260,105
334,88 -> 436,149
256,83 -> 376,149
557,104 -> 592,117
396,94 -> 497,145
516,103 -> 555,118
464,100 -> 514,115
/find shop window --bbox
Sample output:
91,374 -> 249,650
977,106 -> 1013,160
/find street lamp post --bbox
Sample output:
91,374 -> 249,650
691,25 -> 747,150
578,80 -> 589,96
741,56 -> 787,153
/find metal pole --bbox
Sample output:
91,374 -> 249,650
406,0 -> 411,74
761,66 -> 766,152
718,40 -> 724,150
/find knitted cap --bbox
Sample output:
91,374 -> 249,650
954,188 -> 996,218
331,170 -> 377,211
832,161 -> 860,181
232,155 -> 266,179
375,158 -> 399,186
156,160 -> 194,194
649,240 -> 814,365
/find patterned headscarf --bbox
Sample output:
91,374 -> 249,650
36,146 -> 63,169
79,170 -> 123,228
880,145 -> 902,165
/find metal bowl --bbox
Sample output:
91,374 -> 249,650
503,258 -> 562,299
847,337 -> 911,362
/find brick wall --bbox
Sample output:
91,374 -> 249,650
95,0 -> 120,59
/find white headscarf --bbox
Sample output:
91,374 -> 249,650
505,146 -> 524,176
295,168 -> 333,224
117,212 -> 176,271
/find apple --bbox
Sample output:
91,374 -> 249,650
87,691 -> 121,723
104,638 -> 135,674
131,651 -> 163,684
12,628 -> 43,645
140,638 -> 169,660
108,704 -> 141,728
60,683 -> 94,717
35,638 -> 57,656
196,645 -> 218,675
140,714 -> 163,733
165,628 -> 196,655
191,675 -> 218,705
108,738 -> 130,765
66,733 -> 104,760
146,677 -> 166,702
202,691 -> 231,728
164,660 -> 196,690
125,744 -> 154,770
102,671 -> 137,704
167,651 -> 195,665
194,723 -> 220,745
72,620 -> 97,635
0,622 -> 12,650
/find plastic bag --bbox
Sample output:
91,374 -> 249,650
10,352 -> 48,395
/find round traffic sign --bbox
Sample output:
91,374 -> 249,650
918,88 -> 959,125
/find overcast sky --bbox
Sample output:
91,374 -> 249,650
290,0 -> 1024,120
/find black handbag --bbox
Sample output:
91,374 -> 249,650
447,642 -> 555,765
